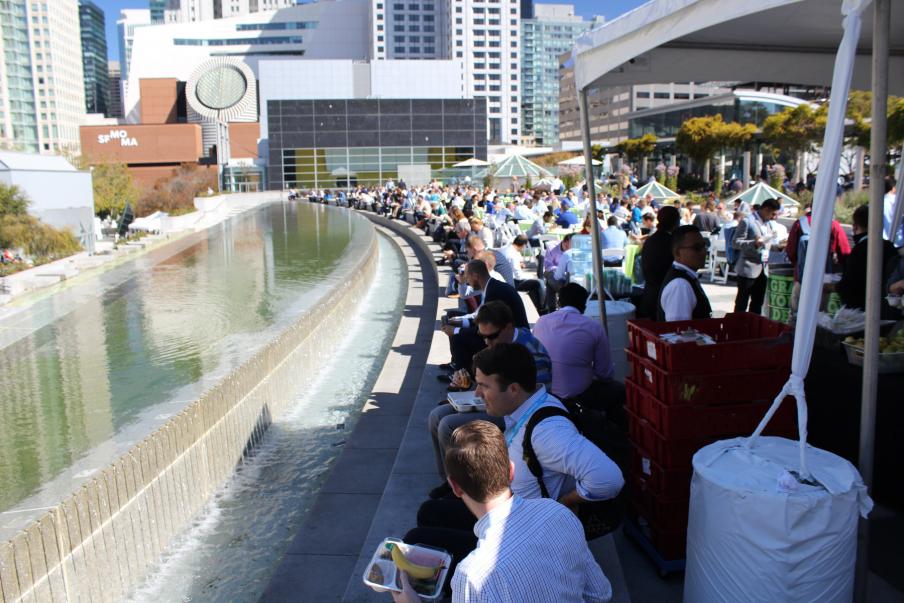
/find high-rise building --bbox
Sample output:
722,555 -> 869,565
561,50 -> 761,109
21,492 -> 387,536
369,0 -> 446,61
79,0 -> 111,117
0,1 -> 86,153
164,0 -> 298,23
108,61 -> 124,118
520,4 -> 598,145
368,0 -> 522,145
447,0 -> 522,144
150,0 -> 166,23
118,9 -> 151,83
0,1 -> 39,152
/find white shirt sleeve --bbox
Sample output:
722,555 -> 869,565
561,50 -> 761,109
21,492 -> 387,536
659,278 -> 697,321
532,417 -> 624,502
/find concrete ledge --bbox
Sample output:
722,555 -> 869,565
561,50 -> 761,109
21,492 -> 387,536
261,217 -> 440,602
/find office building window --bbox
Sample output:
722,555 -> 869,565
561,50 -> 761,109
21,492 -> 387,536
636,91 -> 650,98
654,92 -> 670,99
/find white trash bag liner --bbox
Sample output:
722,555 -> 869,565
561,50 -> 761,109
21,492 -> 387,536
684,436 -> 872,603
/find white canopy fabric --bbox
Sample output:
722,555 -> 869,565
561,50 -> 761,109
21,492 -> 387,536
558,155 -> 602,166
573,0 -> 904,95
748,0 -> 870,477
453,157 -> 490,167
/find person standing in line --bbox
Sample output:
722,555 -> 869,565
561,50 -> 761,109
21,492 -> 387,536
640,206 -> 680,318
732,198 -> 784,315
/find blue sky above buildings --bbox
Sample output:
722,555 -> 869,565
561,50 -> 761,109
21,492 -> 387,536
97,0 -> 647,59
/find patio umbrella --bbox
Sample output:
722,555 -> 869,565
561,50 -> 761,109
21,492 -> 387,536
558,155 -> 602,166
635,180 -> 680,202
724,181 -> 799,212
492,154 -> 554,179
452,157 -> 490,168
533,177 -> 557,191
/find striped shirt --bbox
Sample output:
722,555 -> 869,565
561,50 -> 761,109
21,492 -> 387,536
513,328 -> 552,388
452,496 -> 612,603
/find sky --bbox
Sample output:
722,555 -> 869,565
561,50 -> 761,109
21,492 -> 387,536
96,0 -> 648,60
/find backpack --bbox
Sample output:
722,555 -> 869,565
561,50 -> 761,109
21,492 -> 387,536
522,404 -> 626,540
796,216 -> 834,281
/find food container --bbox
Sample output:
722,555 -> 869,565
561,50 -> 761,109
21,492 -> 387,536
842,342 -> 904,374
362,538 -> 451,600
447,392 -> 486,412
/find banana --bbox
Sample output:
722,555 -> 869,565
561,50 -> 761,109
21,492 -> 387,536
387,543 -> 443,580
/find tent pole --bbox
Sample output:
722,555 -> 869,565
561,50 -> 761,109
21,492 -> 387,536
856,0 -> 890,599
579,87 -> 608,333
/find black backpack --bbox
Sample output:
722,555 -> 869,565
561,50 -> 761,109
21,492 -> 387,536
522,404 -> 626,540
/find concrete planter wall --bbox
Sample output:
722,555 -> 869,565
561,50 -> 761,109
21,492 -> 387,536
0,204 -> 378,602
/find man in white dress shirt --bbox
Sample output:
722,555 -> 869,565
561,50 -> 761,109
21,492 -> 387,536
658,225 -> 713,321
391,420 -> 612,603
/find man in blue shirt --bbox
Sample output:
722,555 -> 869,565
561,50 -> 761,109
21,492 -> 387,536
555,205 -> 579,228
600,216 -> 628,265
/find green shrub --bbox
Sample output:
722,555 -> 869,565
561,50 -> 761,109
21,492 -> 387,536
0,183 -> 29,216
0,214 -> 81,262
835,190 -> 870,225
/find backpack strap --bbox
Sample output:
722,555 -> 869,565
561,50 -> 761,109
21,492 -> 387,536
521,406 -> 573,499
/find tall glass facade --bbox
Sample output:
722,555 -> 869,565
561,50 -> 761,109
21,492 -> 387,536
267,98 -> 487,190
520,10 -> 591,145
79,0 -> 110,116
0,0 -> 39,152
628,94 -> 804,140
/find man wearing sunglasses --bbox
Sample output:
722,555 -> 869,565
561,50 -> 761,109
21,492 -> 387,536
427,301 -> 551,500
657,225 -> 713,322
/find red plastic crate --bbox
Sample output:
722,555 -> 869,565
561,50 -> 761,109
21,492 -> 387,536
626,408 -> 709,469
627,507 -> 687,561
629,476 -> 689,530
625,378 -> 796,439
627,313 -> 793,372
631,447 -> 692,500
627,407 -> 796,470
627,350 -> 790,405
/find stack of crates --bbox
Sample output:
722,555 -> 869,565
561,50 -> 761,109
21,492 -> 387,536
624,313 -> 796,568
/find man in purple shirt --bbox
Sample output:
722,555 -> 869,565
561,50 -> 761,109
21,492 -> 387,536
532,283 -> 625,429
542,233 -> 574,313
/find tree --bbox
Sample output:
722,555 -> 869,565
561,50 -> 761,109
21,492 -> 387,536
761,104 -> 828,158
676,115 -> 726,172
91,161 -> 139,218
615,134 -> 657,163
0,183 -> 30,216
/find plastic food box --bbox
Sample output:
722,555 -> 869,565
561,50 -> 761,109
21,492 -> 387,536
627,313 -> 793,373
363,538 -> 451,600
842,342 -> 904,374
447,392 -> 486,412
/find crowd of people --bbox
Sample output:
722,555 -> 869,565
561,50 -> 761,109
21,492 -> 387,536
300,172 -> 904,601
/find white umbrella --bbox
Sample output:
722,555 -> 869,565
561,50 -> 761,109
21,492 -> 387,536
558,155 -> 602,166
453,157 -> 490,168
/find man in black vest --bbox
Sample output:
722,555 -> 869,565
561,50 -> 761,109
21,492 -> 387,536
640,206 -> 680,318
657,225 -> 713,321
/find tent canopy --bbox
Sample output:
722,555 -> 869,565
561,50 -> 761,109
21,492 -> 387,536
559,155 -> 602,166
492,154 -> 554,178
724,181 -> 800,209
635,180 -> 680,201
573,0 -> 904,95
453,157 -> 490,167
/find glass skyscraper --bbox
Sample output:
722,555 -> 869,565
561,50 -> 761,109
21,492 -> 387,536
79,0 -> 111,116
520,4 -> 598,145
0,0 -> 39,152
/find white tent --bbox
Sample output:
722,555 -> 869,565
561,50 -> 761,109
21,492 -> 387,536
571,2 -> 901,598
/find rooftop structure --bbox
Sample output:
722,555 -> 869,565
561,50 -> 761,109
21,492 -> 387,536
164,0 -> 297,23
